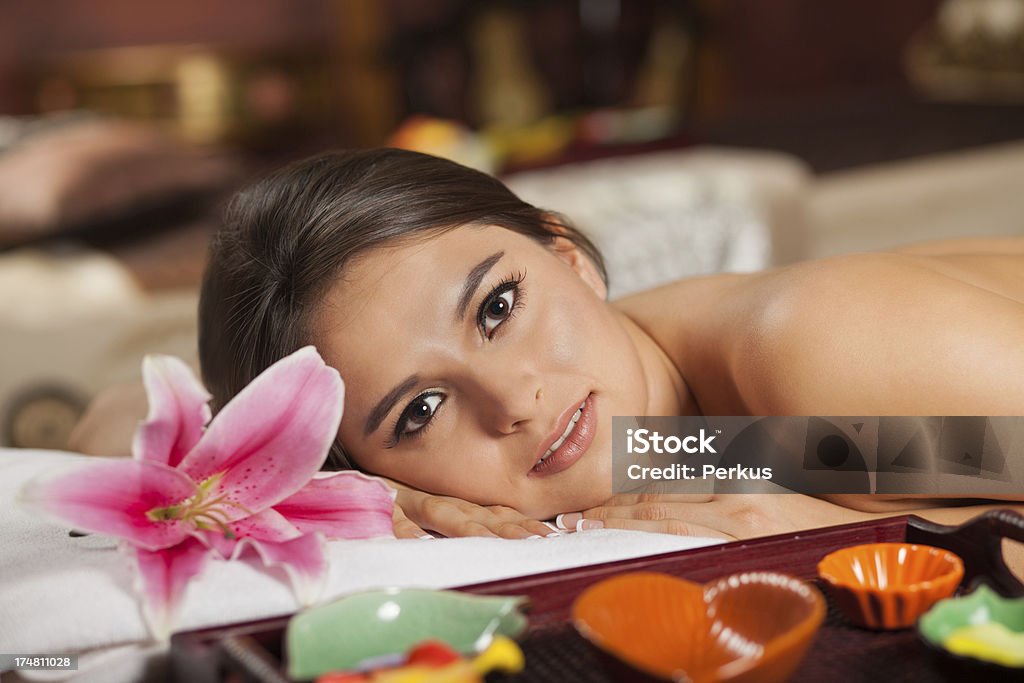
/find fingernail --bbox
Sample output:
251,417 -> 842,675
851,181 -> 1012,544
526,534 -> 543,540
577,519 -> 604,531
546,532 -> 562,538
556,513 -> 582,529
418,534 -> 436,540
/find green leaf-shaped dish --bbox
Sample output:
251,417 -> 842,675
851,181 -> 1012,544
285,588 -> 528,680
918,584 -> 1024,674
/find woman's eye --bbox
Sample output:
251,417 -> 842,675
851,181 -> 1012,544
482,288 -> 516,336
399,393 -> 444,436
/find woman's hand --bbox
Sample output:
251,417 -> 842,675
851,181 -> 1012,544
388,483 -> 556,540
559,493 -> 884,540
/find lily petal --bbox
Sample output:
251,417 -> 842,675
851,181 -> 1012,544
178,346 -> 344,516
19,459 -> 196,551
200,508 -> 302,560
243,533 -> 328,606
274,472 -> 396,539
132,537 -> 210,640
133,355 -> 212,467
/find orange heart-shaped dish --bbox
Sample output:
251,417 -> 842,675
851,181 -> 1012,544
572,571 -> 825,683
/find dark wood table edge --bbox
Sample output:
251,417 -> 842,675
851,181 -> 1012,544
170,510 -> 1024,682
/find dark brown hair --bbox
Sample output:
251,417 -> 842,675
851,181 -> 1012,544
199,148 -> 606,468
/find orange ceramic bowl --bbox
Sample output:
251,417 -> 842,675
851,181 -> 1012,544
817,543 -> 964,630
572,571 -> 826,683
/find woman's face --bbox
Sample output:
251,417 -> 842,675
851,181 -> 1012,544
316,224 -> 652,518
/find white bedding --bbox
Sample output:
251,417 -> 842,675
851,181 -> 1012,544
0,449 -> 721,682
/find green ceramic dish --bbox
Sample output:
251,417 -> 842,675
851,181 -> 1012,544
918,584 -> 1024,677
285,588 -> 528,680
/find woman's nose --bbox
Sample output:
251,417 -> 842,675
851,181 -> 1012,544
472,370 -> 543,435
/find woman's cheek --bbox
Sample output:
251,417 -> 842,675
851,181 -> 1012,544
414,431 -> 507,503
542,295 -> 596,366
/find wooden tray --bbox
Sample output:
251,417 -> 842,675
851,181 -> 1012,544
170,510 -> 1024,683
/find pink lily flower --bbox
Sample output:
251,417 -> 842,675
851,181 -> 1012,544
19,346 -> 395,639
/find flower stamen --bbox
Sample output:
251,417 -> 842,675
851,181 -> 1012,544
144,473 -> 251,540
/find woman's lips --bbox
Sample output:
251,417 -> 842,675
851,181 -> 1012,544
529,394 -> 596,477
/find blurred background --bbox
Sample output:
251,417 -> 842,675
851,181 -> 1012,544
1,0 -> 1023,451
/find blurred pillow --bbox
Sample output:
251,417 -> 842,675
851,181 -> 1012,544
504,148 -> 809,299
0,117 -> 238,247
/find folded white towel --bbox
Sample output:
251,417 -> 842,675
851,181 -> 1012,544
0,449 -> 720,680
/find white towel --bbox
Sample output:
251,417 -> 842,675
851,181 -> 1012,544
0,449 -> 720,681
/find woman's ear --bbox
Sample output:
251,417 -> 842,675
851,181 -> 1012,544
547,222 -> 608,300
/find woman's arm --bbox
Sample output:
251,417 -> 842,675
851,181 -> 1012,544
821,493 -> 1024,513
68,382 -> 146,456
578,494 -> 1024,538
892,236 -> 1024,256
574,493 -> 884,539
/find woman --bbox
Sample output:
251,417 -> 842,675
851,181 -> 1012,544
195,148 -> 1024,542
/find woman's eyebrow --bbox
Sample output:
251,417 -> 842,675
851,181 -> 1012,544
365,374 -> 420,436
455,251 -> 504,321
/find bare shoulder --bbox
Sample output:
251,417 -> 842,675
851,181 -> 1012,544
732,251 -> 1024,415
